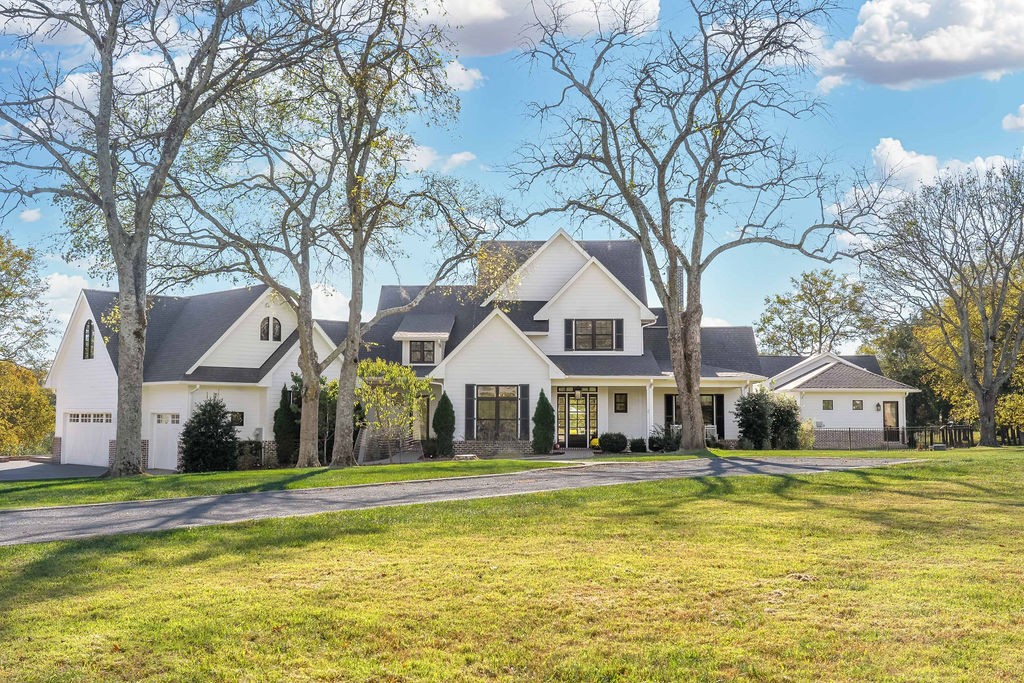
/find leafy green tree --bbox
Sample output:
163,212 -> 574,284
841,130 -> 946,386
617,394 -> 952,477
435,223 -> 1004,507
355,360 -> 430,459
432,392 -> 455,457
769,396 -> 801,449
179,397 -> 238,473
273,385 -> 300,466
734,390 -> 773,449
0,235 -> 54,371
860,323 -> 948,425
756,269 -> 875,356
0,361 -> 54,455
531,389 -> 555,454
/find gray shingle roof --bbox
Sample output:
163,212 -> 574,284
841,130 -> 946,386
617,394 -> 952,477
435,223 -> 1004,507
789,363 -> 916,391
483,238 -> 648,304
759,354 -> 882,377
643,311 -> 764,377
83,286 -> 269,382
549,352 -> 663,376
395,313 -> 455,335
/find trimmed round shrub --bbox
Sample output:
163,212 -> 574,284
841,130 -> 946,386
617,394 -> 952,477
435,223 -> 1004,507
598,432 -> 628,453
629,437 -> 647,453
179,396 -> 239,473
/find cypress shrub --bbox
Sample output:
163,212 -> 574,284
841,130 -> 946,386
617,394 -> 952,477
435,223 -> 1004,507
273,385 -> 300,466
432,391 -> 455,457
179,396 -> 239,473
531,389 -> 556,454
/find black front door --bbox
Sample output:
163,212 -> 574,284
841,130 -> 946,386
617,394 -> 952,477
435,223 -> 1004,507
566,393 -> 597,448
883,401 -> 900,441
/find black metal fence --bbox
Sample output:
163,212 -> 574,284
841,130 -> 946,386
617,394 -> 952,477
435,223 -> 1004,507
809,424 -> 992,450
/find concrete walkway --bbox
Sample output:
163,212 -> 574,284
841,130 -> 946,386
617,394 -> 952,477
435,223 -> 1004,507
0,460 -> 107,481
0,456 -> 915,546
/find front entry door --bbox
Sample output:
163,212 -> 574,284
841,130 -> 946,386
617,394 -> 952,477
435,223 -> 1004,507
566,393 -> 598,448
883,401 -> 900,442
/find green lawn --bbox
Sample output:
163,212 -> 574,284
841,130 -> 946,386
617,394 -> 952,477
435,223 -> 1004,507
2,447 -> 1023,681
0,459 -> 561,510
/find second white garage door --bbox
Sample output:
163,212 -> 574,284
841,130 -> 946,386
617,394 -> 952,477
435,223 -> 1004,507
150,413 -> 183,470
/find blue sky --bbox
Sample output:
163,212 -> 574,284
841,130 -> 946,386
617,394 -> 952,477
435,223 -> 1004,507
5,0 -> 1024,343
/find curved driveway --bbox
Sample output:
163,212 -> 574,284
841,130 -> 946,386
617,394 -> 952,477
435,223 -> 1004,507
0,456 -> 914,546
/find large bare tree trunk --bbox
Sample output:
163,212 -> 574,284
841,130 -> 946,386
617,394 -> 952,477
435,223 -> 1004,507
109,248 -> 147,476
330,250 -> 364,468
668,269 -> 706,452
295,282 -> 322,468
976,389 -> 998,447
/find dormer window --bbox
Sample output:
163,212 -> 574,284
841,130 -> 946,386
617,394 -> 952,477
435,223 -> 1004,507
410,340 -> 435,364
260,316 -> 281,342
83,320 -> 95,359
564,318 -> 623,351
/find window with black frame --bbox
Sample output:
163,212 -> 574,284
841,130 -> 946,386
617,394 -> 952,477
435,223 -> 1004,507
409,340 -> 435,364
475,385 -> 519,440
573,319 -> 615,350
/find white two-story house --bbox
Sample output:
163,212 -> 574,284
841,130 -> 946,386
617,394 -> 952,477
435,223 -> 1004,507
46,229 -> 917,466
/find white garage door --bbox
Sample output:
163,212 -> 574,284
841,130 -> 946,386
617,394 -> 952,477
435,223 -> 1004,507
150,413 -> 183,470
62,412 -> 114,466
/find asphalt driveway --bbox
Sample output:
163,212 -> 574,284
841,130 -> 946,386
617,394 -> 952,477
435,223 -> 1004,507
0,461 -> 107,481
0,456 -> 915,546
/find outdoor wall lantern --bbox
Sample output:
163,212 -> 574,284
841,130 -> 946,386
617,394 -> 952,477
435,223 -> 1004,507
875,403 -> 882,411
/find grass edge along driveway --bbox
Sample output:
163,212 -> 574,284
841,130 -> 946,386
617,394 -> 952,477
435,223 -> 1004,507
1,448 -> 1022,681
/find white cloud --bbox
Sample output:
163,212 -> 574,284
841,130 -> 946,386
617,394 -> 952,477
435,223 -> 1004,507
41,272 -> 90,330
404,145 -> 440,171
311,284 -> 350,321
701,316 -> 731,327
821,0 -> 1024,90
426,0 -> 660,56
19,208 -> 41,222
870,137 -> 1012,189
442,150 -> 476,171
445,59 -> 485,91
1002,104 -> 1024,131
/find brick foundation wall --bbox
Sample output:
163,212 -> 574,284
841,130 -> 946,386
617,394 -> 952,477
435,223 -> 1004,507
51,437 -> 62,460
812,430 -> 908,450
452,440 -> 532,457
107,440 -> 150,469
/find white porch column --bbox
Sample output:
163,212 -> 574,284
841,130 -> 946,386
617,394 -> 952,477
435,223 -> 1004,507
645,380 -> 654,440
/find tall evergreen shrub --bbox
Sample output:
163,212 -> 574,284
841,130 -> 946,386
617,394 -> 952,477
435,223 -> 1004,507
432,391 -> 455,457
734,390 -> 773,449
273,385 -> 300,466
531,389 -> 555,454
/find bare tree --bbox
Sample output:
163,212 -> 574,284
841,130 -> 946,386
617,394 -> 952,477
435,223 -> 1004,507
859,162 -> 1024,447
517,0 -> 877,449
0,0 -> 322,474
158,0 -> 504,467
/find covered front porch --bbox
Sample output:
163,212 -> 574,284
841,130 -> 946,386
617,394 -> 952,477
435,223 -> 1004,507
550,377 -> 752,449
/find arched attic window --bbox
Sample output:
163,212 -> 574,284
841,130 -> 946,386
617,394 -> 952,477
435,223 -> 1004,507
83,320 -> 95,359
260,316 -> 282,342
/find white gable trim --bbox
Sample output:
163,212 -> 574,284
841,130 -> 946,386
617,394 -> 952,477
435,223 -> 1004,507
767,351 -> 850,385
186,288 -> 275,374
480,229 -> 591,306
46,292 -> 117,387
428,308 -> 566,379
533,257 -> 657,321
257,321 -> 340,386
774,361 -> 839,392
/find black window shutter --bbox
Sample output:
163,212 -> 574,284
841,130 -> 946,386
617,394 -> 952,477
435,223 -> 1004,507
715,394 -> 726,440
564,319 -> 573,351
465,384 -> 476,440
664,394 -> 674,425
615,319 -> 624,351
519,384 -> 530,440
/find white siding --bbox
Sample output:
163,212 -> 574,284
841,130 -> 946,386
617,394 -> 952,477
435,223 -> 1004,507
203,296 -> 297,369
263,333 -> 344,428
192,386 -> 268,441
48,296 -> 118,440
534,264 -> 646,355
491,234 -> 588,302
441,315 -> 552,440
654,386 -> 743,441
604,387 -> 647,439
786,391 -> 908,430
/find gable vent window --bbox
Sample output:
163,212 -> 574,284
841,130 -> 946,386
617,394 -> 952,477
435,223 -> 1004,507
566,319 -> 624,351
410,341 -> 435,364
260,316 -> 282,342
83,320 -> 95,360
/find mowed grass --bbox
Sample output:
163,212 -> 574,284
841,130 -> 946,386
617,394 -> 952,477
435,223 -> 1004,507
0,459 -> 562,510
2,448 -> 1024,681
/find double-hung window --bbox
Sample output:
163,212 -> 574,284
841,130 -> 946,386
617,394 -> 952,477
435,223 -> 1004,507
410,341 -> 435,364
475,385 -> 519,440
565,319 -> 623,351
